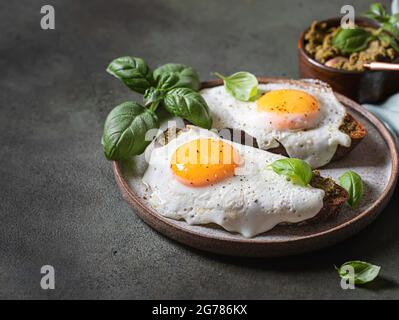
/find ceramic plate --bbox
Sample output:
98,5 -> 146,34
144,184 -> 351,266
113,78 -> 398,257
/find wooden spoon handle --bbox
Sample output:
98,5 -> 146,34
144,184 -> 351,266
364,62 -> 399,71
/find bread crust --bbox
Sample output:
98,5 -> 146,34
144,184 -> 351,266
266,113 -> 367,164
307,171 -> 349,222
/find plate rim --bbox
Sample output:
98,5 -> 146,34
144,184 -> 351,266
112,78 -> 398,254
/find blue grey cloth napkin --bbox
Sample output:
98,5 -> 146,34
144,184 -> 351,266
363,93 -> 399,147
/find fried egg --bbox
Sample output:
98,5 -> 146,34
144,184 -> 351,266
142,126 -> 324,238
200,79 -> 351,168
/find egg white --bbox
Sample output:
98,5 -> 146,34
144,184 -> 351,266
142,126 -> 324,238
200,79 -> 351,168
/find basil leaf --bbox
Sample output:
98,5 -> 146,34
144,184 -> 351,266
102,101 -> 159,160
338,170 -> 364,208
382,22 -> 399,38
268,158 -> 313,187
332,28 -> 374,54
389,13 -> 399,25
106,56 -> 153,94
378,33 -> 399,52
155,72 -> 181,90
214,71 -> 258,102
163,88 -> 212,129
336,261 -> 381,285
153,63 -> 200,91
365,3 -> 388,22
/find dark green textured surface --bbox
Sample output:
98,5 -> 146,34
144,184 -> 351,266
1,0 -> 398,299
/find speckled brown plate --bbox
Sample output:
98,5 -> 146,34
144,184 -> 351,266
113,78 -> 398,257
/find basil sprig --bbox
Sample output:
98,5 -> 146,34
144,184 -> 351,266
213,71 -> 258,102
267,158 -> 313,187
364,3 -> 399,50
103,57 -> 212,160
331,3 -> 399,55
365,3 -> 393,24
338,170 -> 364,208
153,63 -> 200,91
335,261 -> 381,285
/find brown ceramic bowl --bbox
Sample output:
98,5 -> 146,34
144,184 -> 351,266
298,17 -> 399,104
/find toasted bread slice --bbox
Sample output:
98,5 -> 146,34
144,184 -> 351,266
307,170 -> 349,222
333,113 -> 367,161
266,113 -> 366,163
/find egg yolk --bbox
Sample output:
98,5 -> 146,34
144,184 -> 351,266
170,139 -> 241,187
256,89 -> 321,130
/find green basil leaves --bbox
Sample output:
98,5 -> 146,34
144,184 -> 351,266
390,13 -> 399,25
213,71 -> 258,102
336,261 -> 381,285
378,33 -> 399,52
332,28 -> 374,54
153,63 -> 200,91
331,3 -> 399,55
103,57 -> 212,160
164,88 -> 212,129
381,22 -> 399,38
102,102 -> 159,160
338,170 -> 364,208
267,158 -> 313,187
106,56 -> 153,94
144,64 -> 202,107
357,3 -> 399,54
365,3 -> 390,23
